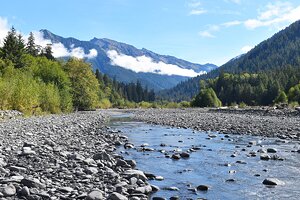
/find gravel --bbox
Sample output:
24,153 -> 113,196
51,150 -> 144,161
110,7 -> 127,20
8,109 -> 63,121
133,108 -> 300,139
0,110 -> 154,199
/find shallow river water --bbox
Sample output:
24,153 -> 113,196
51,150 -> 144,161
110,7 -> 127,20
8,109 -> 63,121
110,114 -> 300,200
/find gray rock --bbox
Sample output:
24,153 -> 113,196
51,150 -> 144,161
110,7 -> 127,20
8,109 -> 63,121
2,184 -> 16,197
163,187 -> 179,191
108,192 -> 128,200
86,190 -> 103,200
123,170 -> 147,181
260,154 -> 271,160
152,197 -> 166,200
171,154 -> 181,160
180,152 -> 190,158
19,186 -> 30,197
267,148 -> 277,153
262,178 -> 285,186
197,185 -> 209,191
21,178 -> 46,189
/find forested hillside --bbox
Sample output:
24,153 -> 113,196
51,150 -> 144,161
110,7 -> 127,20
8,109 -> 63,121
192,66 -> 300,107
0,27 -> 155,114
160,20 -> 300,102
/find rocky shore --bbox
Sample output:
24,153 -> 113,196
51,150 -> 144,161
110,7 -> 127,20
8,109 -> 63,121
133,108 -> 300,139
0,111 -> 156,200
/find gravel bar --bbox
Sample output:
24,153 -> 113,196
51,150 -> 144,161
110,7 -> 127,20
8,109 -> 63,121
133,108 -> 300,139
0,111 -> 155,200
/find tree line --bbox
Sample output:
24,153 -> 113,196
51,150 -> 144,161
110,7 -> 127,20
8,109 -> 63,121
0,27 -> 156,114
191,65 -> 300,107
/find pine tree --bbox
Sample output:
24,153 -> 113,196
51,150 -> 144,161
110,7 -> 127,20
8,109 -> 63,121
0,27 -> 26,68
43,44 -> 55,60
26,32 -> 39,56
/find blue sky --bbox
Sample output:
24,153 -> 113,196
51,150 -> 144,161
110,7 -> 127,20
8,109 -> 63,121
1,0 -> 300,66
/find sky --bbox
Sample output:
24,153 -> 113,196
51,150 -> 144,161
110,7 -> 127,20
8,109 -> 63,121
0,0 -> 300,66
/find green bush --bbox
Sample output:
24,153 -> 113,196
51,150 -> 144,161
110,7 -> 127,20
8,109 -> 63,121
191,88 -> 222,107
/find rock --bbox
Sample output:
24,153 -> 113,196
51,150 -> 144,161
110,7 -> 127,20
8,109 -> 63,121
249,141 -> 257,145
135,185 -> 152,194
93,151 -> 113,161
59,187 -> 74,193
267,148 -> 277,153
20,147 -> 36,156
123,170 -> 148,181
85,167 -> 99,174
124,143 -> 134,149
108,192 -> 128,200
262,178 -> 285,186
171,154 -> 181,160
2,184 -> 16,197
21,178 -> 46,189
155,176 -> 164,181
151,185 -> 160,192
180,152 -> 190,158
19,186 -> 30,197
229,170 -> 236,174
197,185 -> 209,191
86,190 -> 103,200
260,154 -> 271,160
152,197 -> 166,200
170,196 -> 180,200
226,179 -> 235,182
126,160 -> 137,168
9,165 -> 27,172
163,187 -> 179,191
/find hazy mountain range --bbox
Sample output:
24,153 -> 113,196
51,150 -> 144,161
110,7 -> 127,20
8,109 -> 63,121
40,29 -> 217,91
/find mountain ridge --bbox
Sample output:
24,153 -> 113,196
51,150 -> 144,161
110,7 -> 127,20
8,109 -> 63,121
159,20 -> 300,101
40,29 -> 217,91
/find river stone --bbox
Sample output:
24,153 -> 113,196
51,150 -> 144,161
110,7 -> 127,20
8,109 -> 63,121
262,178 -> 285,186
123,170 -> 147,181
59,186 -> 74,193
170,196 -> 180,200
152,197 -> 166,200
135,185 -> 152,194
163,187 -> 179,191
151,185 -> 160,192
2,184 -> 16,197
21,178 -> 46,188
260,154 -> 271,160
171,154 -> 181,160
9,165 -> 27,172
107,192 -> 128,200
86,190 -> 103,200
267,148 -> 277,153
197,185 -> 209,191
19,186 -> 30,197
180,152 -> 190,158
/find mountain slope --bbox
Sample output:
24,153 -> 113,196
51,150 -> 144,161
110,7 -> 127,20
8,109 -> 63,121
40,30 -> 217,91
160,20 -> 300,101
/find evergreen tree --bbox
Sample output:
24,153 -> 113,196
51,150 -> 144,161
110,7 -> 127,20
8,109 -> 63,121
0,27 -> 25,68
191,88 -> 222,107
274,90 -> 288,104
43,44 -> 54,60
26,32 -> 39,56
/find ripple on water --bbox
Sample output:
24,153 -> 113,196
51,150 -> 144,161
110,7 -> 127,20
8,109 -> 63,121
110,116 -> 300,200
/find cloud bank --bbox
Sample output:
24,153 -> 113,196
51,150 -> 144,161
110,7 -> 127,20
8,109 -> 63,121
33,31 -> 98,59
107,50 -> 206,77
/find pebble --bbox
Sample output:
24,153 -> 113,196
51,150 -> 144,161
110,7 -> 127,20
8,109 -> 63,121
262,178 -> 285,186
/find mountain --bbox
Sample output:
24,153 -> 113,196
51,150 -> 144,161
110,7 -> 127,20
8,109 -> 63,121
40,30 -> 217,91
160,20 -> 300,101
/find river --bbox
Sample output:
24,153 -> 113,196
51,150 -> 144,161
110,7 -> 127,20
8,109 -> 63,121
109,113 -> 300,200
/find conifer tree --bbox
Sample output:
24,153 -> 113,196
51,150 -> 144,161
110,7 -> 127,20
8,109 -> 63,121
26,32 -> 39,56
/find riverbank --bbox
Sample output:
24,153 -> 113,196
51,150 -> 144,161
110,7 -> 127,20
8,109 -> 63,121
133,108 -> 300,139
0,111 -> 155,199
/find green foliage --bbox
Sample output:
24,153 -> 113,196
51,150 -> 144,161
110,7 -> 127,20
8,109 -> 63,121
191,88 -> 222,107
288,83 -> 300,103
64,58 -> 99,110
26,32 -> 39,56
160,20 -> 300,102
99,98 -> 112,109
238,102 -> 247,108
274,90 -> 288,104
0,27 -> 26,68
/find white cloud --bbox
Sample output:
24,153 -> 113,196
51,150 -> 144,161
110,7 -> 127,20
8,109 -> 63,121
244,2 -> 300,29
199,31 -> 215,38
0,17 -> 10,46
188,0 -> 207,16
107,50 -> 206,77
189,9 -> 207,15
199,25 -> 219,38
222,20 -> 242,27
241,45 -> 253,53
33,31 -> 98,59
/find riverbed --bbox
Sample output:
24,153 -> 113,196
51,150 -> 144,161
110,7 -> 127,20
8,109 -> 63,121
110,113 -> 300,200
